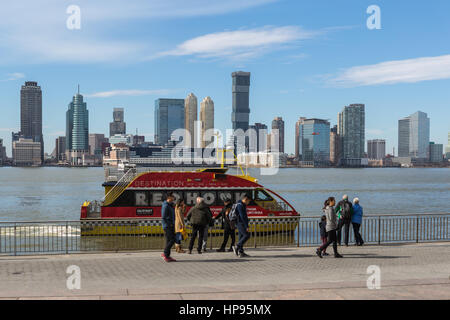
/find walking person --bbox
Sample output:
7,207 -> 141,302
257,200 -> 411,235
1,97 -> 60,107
215,199 -> 235,252
336,194 -> 353,246
316,197 -> 343,258
351,198 -> 364,246
174,198 -> 187,253
186,197 -> 212,254
201,207 -> 214,252
161,193 -> 176,262
319,215 -> 329,256
234,194 -> 252,258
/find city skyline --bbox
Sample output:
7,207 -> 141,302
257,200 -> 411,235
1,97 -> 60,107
1,1 -> 450,155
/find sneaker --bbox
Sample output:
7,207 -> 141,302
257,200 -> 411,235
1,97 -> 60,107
232,246 -> 238,256
227,247 -> 234,252
216,248 -> 225,252
161,254 -> 171,262
203,248 -> 207,253
167,256 -> 176,262
334,253 -> 343,258
322,252 -> 330,256
239,252 -> 250,258
315,249 -> 322,259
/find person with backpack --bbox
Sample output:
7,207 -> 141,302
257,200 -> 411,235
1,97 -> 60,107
215,199 -> 235,252
316,197 -> 343,258
351,197 -> 364,246
230,194 -> 252,258
186,197 -> 212,254
335,194 -> 353,246
161,193 -> 176,262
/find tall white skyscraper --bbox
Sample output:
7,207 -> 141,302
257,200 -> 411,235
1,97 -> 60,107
398,111 -> 430,159
200,96 -> 214,148
184,93 -> 198,147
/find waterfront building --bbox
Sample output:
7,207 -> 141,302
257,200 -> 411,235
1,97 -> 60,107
132,135 -> 145,146
109,134 -> 134,146
367,139 -> 386,160
200,96 -> 214,148
231,71 -> 251,153
338,104 -> 365,165
55,136 -> 66,162
109,108 -> 126,137
295,117 -> 306,160
298,118 -> 330,166
329,125 -> 341,165
398,111 -> 430,159
0,138 -> 6,165
271,117 -> 285,154
12,138 -> 42,166
249,123 -> 268,152
154,98 -> 185,146
20,81 -> 44,162
428,142 -> 443,163
445,132 -> 450,159
89,133 -> 107,164
185,93 -> 198,148
66,88 -> 89,165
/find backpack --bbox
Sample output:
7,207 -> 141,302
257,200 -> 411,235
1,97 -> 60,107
341,201 -> 352,220
228,203 -> 239,229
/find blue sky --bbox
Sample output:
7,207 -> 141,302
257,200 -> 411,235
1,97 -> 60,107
0,0 -> 449,156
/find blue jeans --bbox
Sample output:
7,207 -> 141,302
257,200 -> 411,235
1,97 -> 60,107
236,223 -> 250,253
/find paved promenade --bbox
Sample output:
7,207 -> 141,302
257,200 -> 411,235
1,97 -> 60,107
0,242 -> 449,300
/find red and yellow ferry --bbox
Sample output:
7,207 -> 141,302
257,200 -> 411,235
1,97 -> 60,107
80,168 -> 299,235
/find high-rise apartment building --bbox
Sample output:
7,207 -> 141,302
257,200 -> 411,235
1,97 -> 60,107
66,89 -> 89,165
248,123 -> 268,152
428,142 -> 443,163
55,136 -> 66,162
329,125 -> 341,165
200,96 -> 214,148
154,99 -> 185,146
295,117 -> 306,160
338,104 -> 365,161
20,81 -> 43,162
367,139 -> 386,160
398,111 -> 430,159
109,108 -> 126,137
298,118 -> 330,166
0,138 -> 6,165
184,93 -> 198,148
271,117 -> 285,153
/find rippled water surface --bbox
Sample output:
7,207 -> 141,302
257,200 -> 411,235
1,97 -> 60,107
0,167 -> 449,221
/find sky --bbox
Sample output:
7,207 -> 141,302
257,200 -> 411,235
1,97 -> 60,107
0,0 -> 450,156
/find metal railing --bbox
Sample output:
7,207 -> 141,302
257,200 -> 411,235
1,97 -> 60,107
0,214 -> 448,256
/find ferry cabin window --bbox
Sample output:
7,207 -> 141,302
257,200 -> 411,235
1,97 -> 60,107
255,189 -> 274,201
111,190 -> 255,207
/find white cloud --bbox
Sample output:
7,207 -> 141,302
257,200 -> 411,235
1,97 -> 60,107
0,73 -> 25,81
155,26 -> 319,61
86,89 -> 173,98
329,54 -> 450,87
0,0 -> 277,64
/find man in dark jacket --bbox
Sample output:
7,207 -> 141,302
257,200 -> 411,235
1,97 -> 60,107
186,197 -> 212,254
234,194 -> 252,258
215,199 -> 235,252
335,194 -> 353,246
161,193 -> 176,262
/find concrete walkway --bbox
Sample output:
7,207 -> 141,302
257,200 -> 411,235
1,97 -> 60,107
0,242 -> 449,300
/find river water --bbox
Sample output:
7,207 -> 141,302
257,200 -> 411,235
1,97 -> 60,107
0,167 -> 449,221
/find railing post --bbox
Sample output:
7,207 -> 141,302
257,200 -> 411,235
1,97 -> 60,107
378,216 -> 381,245
253,220 -> 257,248
297,217 -> 300,247
65,222 -> 69,254
14,223 -> 17,256
416,216 -> 419,243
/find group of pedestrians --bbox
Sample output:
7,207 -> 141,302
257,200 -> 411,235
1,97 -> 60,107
316,194 -> 364,258
160,193 -> 253,262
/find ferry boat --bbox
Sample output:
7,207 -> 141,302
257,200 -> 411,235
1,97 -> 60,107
80,167 -> 299,235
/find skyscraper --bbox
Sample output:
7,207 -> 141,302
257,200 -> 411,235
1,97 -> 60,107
0,138 -> 6,165
271,117 -> 285,153
295,117 -> 306,160
367,139 -> 386,160
200,96 -> 214,148
338,104 -> 365,161
109,108 -> 126,137
445,132 -> 450,159
66,88 -> 89,164
398,111 -> 430,159
184,93 -> 198,147
298,118 -> 330,166
20,81 -> 43,162
248,123 -> 268,152
428,142 -> 443,163
55,136 -> 66,162
329,125 -> 341,165
231,71 -> 250,132
154,99 -> 185,146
